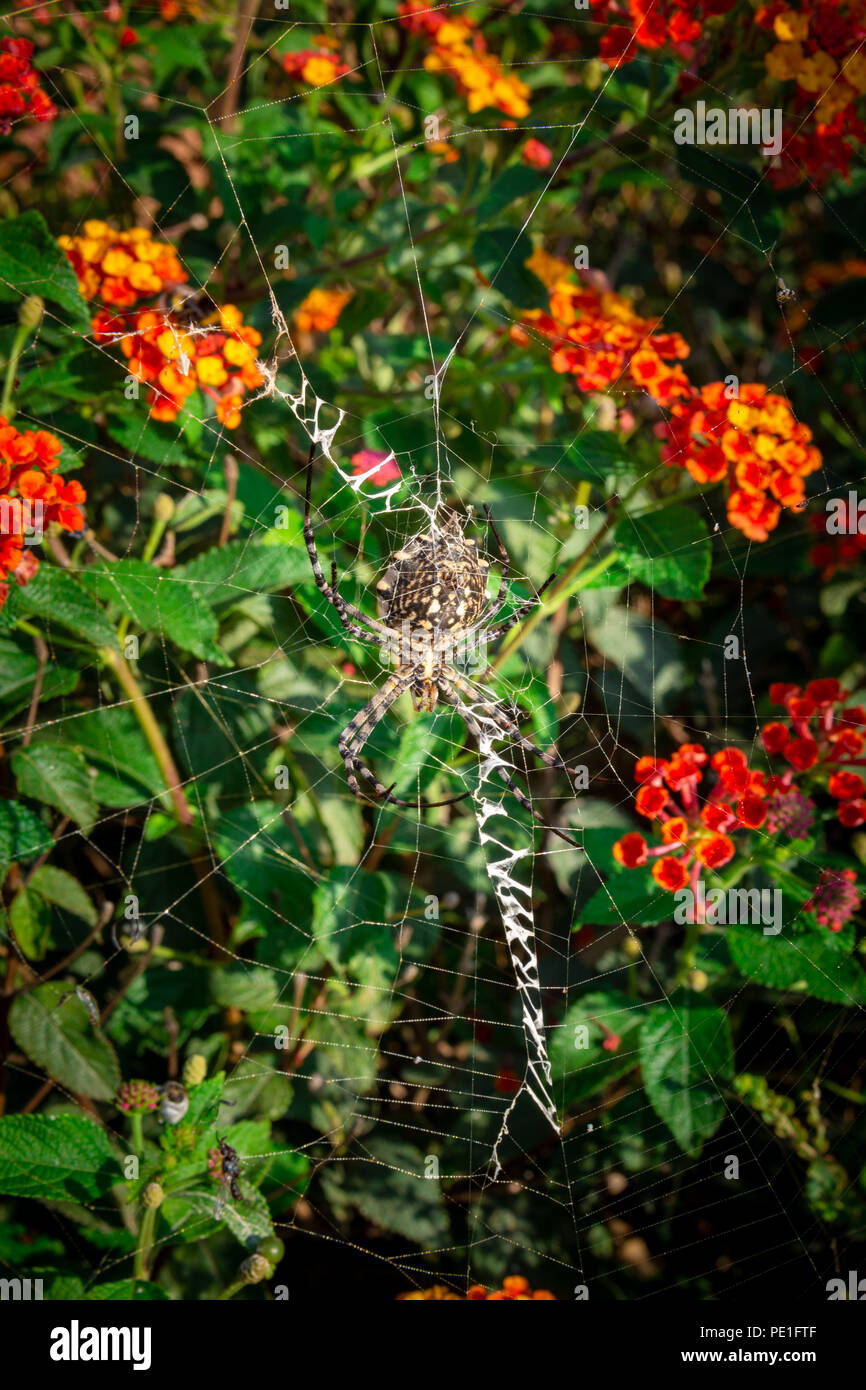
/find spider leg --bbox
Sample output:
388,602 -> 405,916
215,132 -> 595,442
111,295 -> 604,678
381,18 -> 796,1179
482,570 -> 557,646
303,441 -> 390,643
438,680 -> 581,849
479,504 -> 509,623
447,669 -> 583,782
339,669 -> 470,810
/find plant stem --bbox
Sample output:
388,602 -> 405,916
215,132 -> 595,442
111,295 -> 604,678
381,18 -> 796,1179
134,1204 -> 157,1280
0,322 -> 30,420
99,646 -> 226,947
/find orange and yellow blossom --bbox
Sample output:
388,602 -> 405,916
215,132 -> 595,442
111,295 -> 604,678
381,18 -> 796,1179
292,286 -> 353,334
59,222 -> 186,309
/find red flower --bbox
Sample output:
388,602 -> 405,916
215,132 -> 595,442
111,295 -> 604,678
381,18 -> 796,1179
784,737 -> 819,771
601,1033 -> 622,1053
761,722 -> 790,755
737,792 -> 767,829
770,683 -> 800,706
635,755 -> 668,783
695,834 -> 735,869
636,784 -> 668,819
661,817 -> 689,844
701,803 -> 735,833
652,856 -> 689,891
613,832 -> 648,867
839,799 -> 866,828
350,449 -> 401,486
828,771 -> 866,802
521,138 -> 552,169
806,678 -> 846,706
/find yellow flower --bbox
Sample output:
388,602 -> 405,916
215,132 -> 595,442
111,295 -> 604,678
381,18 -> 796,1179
765,42 -> 803,83
797,51 -> 837,94
301,55 -> 340,86
842,51 -> 866,95
773,10 -> 809,43
526,247 -> 572,289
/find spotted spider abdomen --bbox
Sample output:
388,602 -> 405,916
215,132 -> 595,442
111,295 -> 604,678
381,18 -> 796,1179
376,514 -> 489,633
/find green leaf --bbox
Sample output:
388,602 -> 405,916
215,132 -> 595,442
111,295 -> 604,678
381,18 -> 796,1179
12,742 -> 98,832
9,886 -> 53,961
0,636 -> 79,719
0,799 -> 51,881
319,1137 -> 449,1249
15,566 -> 118,651
566,431 -> 634,482
10,982 -> 120,1100
312,867 -> 394,977
614,505 -> 711,600
178,535 -> 309,608
0,1114 -> 119,1201
0,211 -> 90,330
82,1280 -> 170,1301
476,164 -> 543,223
639,995 -> 733,1154
727,924 -> 866,1005
472,227 -> 548,309
80,560 -> 225,663
29,866 -> 97,926
579,871 -> 676,926
550,989 -> 643,1105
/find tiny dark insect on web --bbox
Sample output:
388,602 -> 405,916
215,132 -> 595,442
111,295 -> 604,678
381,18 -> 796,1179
214,1135 -> 243,1217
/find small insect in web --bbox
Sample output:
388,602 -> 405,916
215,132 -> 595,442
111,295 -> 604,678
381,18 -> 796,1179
213,1136 -> 243,1218
58,984 -> 99,1025
303,445 -> 583,847
111,915 -> 148,952
776,276 -> 797,305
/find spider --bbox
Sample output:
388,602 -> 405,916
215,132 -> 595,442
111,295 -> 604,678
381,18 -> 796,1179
303,446 -> 583,845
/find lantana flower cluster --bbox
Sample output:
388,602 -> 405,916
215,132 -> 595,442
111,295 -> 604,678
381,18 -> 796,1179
0,416 -> 85,610
658,382 -> 821,542
0,37 -> 57,134
514,251 -> 821,542
758,3 -> 866,186
61,223 -> 263,429
761,680 -> 866,829
513,259 -> 691,406
591,0 -> 735,70
612,742 -> 782,896
58,222 -> 186,309
281,35 -> 350,88
93,304 -> 263,430
397,1 -> 531,118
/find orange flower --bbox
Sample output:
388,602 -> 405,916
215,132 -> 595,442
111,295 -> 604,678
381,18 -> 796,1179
281,48 -> 350,87
635,784 -> 668,819
522,138 -> 552,169
292,286 -> 353,334
399,1 -> 530,118
0,416 -> 82,609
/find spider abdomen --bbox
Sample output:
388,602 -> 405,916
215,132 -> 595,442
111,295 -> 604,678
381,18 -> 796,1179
376,515 -> 488,634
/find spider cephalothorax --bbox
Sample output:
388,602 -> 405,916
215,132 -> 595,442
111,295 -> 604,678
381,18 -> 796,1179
302,444 -> 582,841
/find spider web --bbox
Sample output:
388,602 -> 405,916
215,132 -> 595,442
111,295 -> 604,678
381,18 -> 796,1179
2,0 -> 866,1300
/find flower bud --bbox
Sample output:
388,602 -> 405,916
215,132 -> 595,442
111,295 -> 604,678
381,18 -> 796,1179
18,295 -> 44,335
183,1053 -> 207,1088
142,1181 -> 164,1209
153,493 -> 175,522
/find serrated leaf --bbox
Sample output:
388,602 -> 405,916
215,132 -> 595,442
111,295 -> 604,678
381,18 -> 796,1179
15,566 -> 118,651
0,211 -> 90,330
727,924 -> 866,1004
639,995 -> 733,1154
80,560 -> 225,662
319,1137 -> 449,1249
0,799 -> 51,881
614,505 -> 711,600
12,742 -> 98,832
178,535 -> 309,608
0,1114 -> 119,1201
10,982 -> 120,1100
